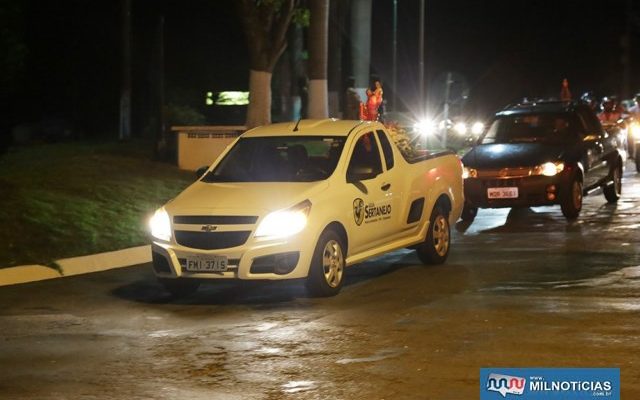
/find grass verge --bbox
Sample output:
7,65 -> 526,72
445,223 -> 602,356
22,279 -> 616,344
0,139 -> 194,268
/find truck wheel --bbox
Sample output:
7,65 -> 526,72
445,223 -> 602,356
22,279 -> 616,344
159,278 -> 200,298
603,163 -> 622,203
416,206 -> 450,265
460,202 -> 478,222
306,229 -> 345,297
636,145 -> 640,173
560,175 -> 582,220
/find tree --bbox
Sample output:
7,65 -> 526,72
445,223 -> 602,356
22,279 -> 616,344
307,0 -> 329,119
236,0 -> 300,128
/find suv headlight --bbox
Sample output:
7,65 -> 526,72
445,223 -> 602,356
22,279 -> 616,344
533,162 -> 564,177
149,207 -> 172,241
462,167 -> 478,179
255,200 -> 312,239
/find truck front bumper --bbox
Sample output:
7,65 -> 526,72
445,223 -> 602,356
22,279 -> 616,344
151,234 -> 316,281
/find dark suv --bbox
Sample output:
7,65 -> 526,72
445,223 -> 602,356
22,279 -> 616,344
461,101 -> 624,222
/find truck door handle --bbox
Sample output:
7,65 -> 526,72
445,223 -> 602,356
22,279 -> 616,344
381,183 -> 391,191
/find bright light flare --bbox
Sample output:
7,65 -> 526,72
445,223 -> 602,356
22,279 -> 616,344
255,201 -> 311,238
414,119 -> 436,136
471,121 -> 485,135
630,122 -> 640,139
454,122 -> 467,135
534,162 -> 565,177
149,208 -> 172,241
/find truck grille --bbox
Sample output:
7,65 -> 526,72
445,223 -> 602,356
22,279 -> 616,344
173,215 -> 258,224
174,231 -> 251,250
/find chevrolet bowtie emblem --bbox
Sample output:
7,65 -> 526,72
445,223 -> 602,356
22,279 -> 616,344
201,225 -> 218,232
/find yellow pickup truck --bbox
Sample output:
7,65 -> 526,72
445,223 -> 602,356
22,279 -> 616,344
149,119 -> 463,297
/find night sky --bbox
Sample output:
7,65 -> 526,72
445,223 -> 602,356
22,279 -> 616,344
4,0 -> 639,135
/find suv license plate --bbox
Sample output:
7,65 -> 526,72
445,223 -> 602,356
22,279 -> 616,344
185,255 -> 228,272
487,187 -> 519,199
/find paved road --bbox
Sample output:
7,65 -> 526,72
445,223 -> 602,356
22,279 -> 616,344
1,161 -> 639,399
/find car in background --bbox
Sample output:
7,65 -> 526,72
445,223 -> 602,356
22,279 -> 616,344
623,118 -> 640,172
460,100 -> 625,222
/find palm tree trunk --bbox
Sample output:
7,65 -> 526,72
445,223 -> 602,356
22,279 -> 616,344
350,0 -> 372,88
246,70 -> 272,129
308,0 -> 329,119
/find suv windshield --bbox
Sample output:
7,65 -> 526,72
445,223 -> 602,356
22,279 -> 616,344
202,136 -> 346,182
481,113 -> 581,144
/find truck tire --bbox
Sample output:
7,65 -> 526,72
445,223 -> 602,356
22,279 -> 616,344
305,229 -> 345,297
560,174 -> 582,220
460,202 -> 478,222
159,278 -> 200,298
636,144 -> 640,173
603,162 -> 622,203
416,206 -> 450,265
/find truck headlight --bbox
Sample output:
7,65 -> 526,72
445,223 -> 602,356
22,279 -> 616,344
462,167 -> 477,179
149,207 -> 171,241
534,162 -> 564,177
255,200 -> 311,239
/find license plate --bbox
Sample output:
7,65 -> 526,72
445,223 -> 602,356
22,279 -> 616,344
487,187 -> 519,199
185,255 -> 228,272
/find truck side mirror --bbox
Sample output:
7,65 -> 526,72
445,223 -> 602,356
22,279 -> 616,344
196,166 -> 209,179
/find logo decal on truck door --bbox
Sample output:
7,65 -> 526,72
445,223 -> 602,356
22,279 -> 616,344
353,198 -> 365,226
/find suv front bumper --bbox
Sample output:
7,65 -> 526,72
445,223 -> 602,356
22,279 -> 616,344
464,174 -> 567,208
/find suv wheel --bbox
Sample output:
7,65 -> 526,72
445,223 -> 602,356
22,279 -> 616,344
603,163 -> 622,203
460,202 -> 477,222
561,175 -> 582,220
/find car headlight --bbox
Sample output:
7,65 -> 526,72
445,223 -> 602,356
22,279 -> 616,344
471,121 -> 484,135
534,162 -> 564,177
462,167 -> 478,179
255,200 -> 312,238
630,122 -> 640,140
149,207 -> 172,241
453,122 -> 467,135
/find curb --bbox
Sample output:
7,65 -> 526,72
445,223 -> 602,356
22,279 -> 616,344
0,245 -> 151,287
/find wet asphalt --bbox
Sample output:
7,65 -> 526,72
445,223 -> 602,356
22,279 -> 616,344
0,160 -> 639,399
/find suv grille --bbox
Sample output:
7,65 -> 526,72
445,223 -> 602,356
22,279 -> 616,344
485,178 -> 523,187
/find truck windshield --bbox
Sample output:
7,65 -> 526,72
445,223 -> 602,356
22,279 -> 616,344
202,136 -> 346,182
481,113 -> 580,144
